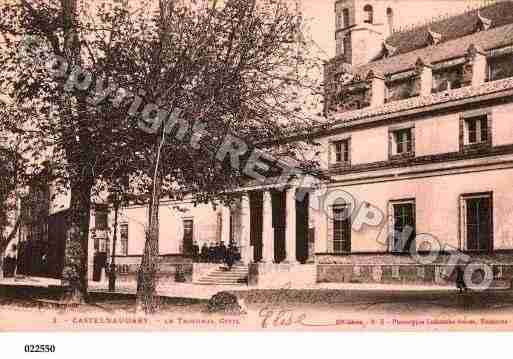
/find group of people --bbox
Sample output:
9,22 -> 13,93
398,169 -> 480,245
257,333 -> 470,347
192,241 -> 241,269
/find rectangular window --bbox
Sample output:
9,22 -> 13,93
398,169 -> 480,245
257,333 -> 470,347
343,9 -> 350,28
95,208 -> 108,230
464,115 -> 489,146
336,12 -> 342,29
333,139 -> 350,165
332,205 -> 351,253
390,200 -> 416,253
120,223 -> 128,256
183,219 -> 194,255
386,78 -> 417,102
390,127 -> 414,157
461,194 -> 493,252
488,54 -> 513,82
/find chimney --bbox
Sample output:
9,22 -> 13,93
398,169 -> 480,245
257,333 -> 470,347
415,58 -> 433,97
366,70 -> 385,107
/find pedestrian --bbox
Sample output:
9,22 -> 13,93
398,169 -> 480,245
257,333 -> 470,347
225,244 -> 235,270
456,265 -> 467,293
200,242 -> 209,263
3,244 -> 17,278
219,241 -> 227,265
214,241 -> 221,263
208,242 -> 216,263
192,240 -> 200,262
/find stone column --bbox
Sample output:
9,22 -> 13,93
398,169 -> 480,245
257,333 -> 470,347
240,193 -> 252,264
262,191 -> 274,262
285,187 -> 298,264
313,189 -> 328,254
221,205 -> 231,245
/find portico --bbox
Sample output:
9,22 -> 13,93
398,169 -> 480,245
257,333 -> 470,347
221,182 -> 315,266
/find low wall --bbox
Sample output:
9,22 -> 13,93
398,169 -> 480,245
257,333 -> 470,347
316,253 -> 513,286
92,255 -> 193,284
248,263 -> 317,288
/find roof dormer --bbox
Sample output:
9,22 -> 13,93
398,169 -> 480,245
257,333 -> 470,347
476,10 -> 492,32
427,29 -> 442,46
383,42 -> 398,58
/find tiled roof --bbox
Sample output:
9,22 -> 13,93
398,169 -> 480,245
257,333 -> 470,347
385,1 -> 513,56
329,77 -> 513,127
354,22 -> 513,78
351,2 -> 513,79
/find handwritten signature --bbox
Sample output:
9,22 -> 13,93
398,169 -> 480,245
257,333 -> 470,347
259,307 -> 308,328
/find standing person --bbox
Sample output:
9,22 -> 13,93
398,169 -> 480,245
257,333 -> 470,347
192,240 -> 200,262
200,242 -> 209,263
213,241 -> 220,263
208,242 -> 215,263
225,244 -> 235,271
219,241 -> 227,265
4,244 -> 18,278
456,265 -> 467,293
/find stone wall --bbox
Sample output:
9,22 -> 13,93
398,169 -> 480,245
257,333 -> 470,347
97,255 -> 193,284
248,263 -> 317,288
316,253 -> 513,285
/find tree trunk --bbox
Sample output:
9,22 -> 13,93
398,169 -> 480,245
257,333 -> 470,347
0,216 -> 21,278
135,0 -> 174,313
136,169 -> 161,313
61,176 -> 93,304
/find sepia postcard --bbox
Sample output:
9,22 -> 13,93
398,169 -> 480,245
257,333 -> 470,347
1,0 -> 513,334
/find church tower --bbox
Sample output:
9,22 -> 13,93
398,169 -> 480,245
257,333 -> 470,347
334,0 -> 398,67
334,0 -> 492,67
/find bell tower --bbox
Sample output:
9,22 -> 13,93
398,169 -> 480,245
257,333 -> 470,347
334,0 -> 397,66
334,0 -> 490,67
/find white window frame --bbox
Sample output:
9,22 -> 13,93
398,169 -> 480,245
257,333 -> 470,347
391,128 -> 413,156
463,115 -> 487,145
329,135 -> 351,166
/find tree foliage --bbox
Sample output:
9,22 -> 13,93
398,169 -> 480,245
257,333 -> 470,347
0,0 -> 323,309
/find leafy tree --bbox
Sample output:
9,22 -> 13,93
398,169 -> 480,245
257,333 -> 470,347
107,0 -> 323,312
0,0 -> 322,310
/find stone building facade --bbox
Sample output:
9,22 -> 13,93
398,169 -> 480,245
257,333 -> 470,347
9,1 -> 513,288
96,0 -> 513,287
316,0 -> 513,286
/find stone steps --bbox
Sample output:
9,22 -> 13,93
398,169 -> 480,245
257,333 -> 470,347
194,266 -> 248,286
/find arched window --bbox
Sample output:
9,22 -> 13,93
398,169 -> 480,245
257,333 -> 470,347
363,4 -> 373,24
387,7 -> 394,32
343,8 -> 350,28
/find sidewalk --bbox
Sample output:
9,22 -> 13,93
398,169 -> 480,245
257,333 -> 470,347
2,276 -> 508,300
88,280 -> 462,299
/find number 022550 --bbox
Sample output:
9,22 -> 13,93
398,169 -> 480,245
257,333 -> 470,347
24,345 -> 56,353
